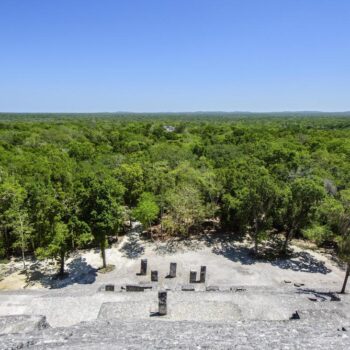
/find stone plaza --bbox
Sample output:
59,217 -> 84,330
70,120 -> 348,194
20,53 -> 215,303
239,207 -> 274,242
0,228 -> 349,349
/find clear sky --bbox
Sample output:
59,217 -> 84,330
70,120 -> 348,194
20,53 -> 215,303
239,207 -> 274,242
0,0 -> 349,112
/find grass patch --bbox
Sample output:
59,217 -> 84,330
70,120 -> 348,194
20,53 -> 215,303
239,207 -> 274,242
98,264 -> 115,274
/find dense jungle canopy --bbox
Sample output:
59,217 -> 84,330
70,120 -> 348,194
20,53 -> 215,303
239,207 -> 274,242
0,113 -> 350,279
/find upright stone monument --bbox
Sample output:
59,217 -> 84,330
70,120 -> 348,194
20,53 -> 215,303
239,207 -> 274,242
189,270 -> 197,283
158,290 -> 167,316
151,270 -> 158,282
200,266 -> 206,283
169,262 -> 177,278
140,259 -> 147,275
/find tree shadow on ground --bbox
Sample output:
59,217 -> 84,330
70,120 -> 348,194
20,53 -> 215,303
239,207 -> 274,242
296,288 -> 341,301
201,229 -> 245,247
153,238 -> 203,256
211,237 -> 332,274
152,230 -> 244,256
153,239 -> 179,255
120,232 -> 145,259
25,257 -> 97,289
212,243 -> 257,265
271,251 -> 332,274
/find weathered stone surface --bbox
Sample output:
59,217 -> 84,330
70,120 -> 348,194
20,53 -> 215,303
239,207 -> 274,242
1,286 -> 350,348
0,315 -> 50,335
1,318 -> 350,349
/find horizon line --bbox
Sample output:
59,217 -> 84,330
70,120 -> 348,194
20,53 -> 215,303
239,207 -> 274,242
1,110 -> 350,114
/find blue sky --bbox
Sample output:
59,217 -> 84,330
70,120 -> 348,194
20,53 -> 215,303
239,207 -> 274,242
0,0 -> 349,112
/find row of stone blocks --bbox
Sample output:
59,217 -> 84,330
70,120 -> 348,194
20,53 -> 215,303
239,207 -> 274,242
190,266 -> 206,283
138,259 -> 207,283
104,284 -> 153,292
104,285 -> 167,315
138,259 -> 177,280
103,284 -> 247,292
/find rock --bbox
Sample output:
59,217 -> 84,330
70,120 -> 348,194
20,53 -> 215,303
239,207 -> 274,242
206,285 -> 219,292
182,285 -> 195,291
230,287 -> 246,292
290,311 -> 300,320
331,294 -> 341,302
0,315 -> 50,335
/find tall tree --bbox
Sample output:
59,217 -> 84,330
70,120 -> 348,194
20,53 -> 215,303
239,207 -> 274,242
322,190 -> 350,294
0,178 -> 32,269
144,161 -> 174,233
223,165 -> 280,254
132,192 -> 159,234
81,174 -> 124,268
281,178 -> 325,254
164,185 -> 207,235
36,221 -> 71,276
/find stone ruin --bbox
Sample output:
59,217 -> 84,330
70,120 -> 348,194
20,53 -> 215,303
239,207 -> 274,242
151,270 -> 158,282
158,290 -> 167,316
1,258 -> 350,349
189,266 -> 206,283
137,259 -> 147,276
168,262 -> 177,278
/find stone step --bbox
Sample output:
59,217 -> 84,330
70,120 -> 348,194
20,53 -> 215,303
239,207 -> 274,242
1,318 -> 349,349
0,315 -> 50,334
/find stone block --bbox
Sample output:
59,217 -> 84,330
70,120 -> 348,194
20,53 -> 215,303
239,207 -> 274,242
158,290 -> 167,316
189,270 -> 197,283
200,266 -> 206,283
140,259 -> 147,275
151,270 -> 158,282
182,284 -> 195,291
105,284 -> 115,292
206,285 -> 219,292
126,284 -> 152,292
169,262 -> 177,278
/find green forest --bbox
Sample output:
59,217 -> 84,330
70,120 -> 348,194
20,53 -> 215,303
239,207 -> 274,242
0,114 -> 350,290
